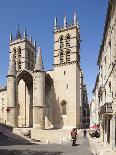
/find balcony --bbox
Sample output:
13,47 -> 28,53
98,85 -> 105,97
100,102 -> 113,115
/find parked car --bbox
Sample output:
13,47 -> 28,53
89,124 -> 100,138
89,129 -> 100,138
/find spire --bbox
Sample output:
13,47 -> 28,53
54,17 -> 57,30
34,40 -> 36,48
10,33 -> 13,43
64,15 -> 67,28
30,36 -> 32,43
16,28 -> 21,40
34,46 -> 44,71
24,29 -> 27,38
74,12 -> 79,26
8,52 -> 16,76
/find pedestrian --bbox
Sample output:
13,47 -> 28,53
71,128 -> 77,138
83,129 -> 87,138
71,128 -> 77,146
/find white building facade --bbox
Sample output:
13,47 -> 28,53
92,0 -> 116,150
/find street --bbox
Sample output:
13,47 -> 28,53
0,133 -> 93,155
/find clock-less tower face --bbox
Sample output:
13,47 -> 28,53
54,25 -> 80,67
9,31 -> 36,73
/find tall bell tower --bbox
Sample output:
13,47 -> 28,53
9,29 -> 36,73
7,29 -> 36,127
53,12 -> 81,128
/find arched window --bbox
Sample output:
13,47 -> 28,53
31,52 -> 34,63
18,61 -> 21,70
66,35 -> 70,47
18,47 -> 21,58
66,50 -> 70,62
60,36 -> 64,49
60,51 -> 64,63
13,48 -> 16,59
28,50 -> 30,61
60,100 -> 67,115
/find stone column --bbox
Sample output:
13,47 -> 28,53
33,71 -> 45,129
7,75 -> 16,127
6,52 -> 17,127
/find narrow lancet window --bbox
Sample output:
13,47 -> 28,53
66,35 -> 70,47
60,36 -> 64,49
60,51 -> 64,63
66,50 -> 70,62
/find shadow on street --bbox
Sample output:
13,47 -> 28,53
0,149 -> 63,155
0,133 -> 34,146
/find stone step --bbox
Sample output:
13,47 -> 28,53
0,124 -> 31,143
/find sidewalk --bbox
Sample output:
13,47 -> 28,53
88,135 -> 116,155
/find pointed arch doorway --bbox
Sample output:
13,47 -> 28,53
17,70 -> 33,127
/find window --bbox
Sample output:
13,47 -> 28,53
13,48 -> 16,66
109,41 -> 111,64
66,50 -> 70,62
18,61 -> 21,70
18,47 -> 21,58
31,52 -> 34,63
64,71 -> 66,75
66,35 -> 70,47
109,82 -> 111,93
60,36 -> 64,49
60,51 -> 64,63
28,50 -> 30,61
13,48 -> 16,59
105,56 -> 106,76
60,100 -> 67,115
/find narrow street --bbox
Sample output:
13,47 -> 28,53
0,133 -> 93,155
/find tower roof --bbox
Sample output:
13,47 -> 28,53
16,28 -> 21,40
8,52 -> 16,76
34,46 -> 44,71
54,12 -> 79,32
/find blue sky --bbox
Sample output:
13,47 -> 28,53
0,0 -> 108,101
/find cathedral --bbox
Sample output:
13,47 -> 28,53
0,13 -> 89,129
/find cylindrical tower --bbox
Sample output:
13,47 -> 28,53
6,52 -> 17,127
33,47 -> 45,129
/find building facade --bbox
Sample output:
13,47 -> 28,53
91,0 -> 116,150
90,75 -> 99,126
0,13 -> 88,129
80,71 -> 90,128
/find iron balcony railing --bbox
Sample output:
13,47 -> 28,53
100,102 -> 113,115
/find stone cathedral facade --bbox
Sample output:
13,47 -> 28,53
0,13 -> 88,129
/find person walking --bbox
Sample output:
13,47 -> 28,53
83,129 -> 87,138
71,128 -> 77,146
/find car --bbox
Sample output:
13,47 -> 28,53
89,129 -> 100,138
